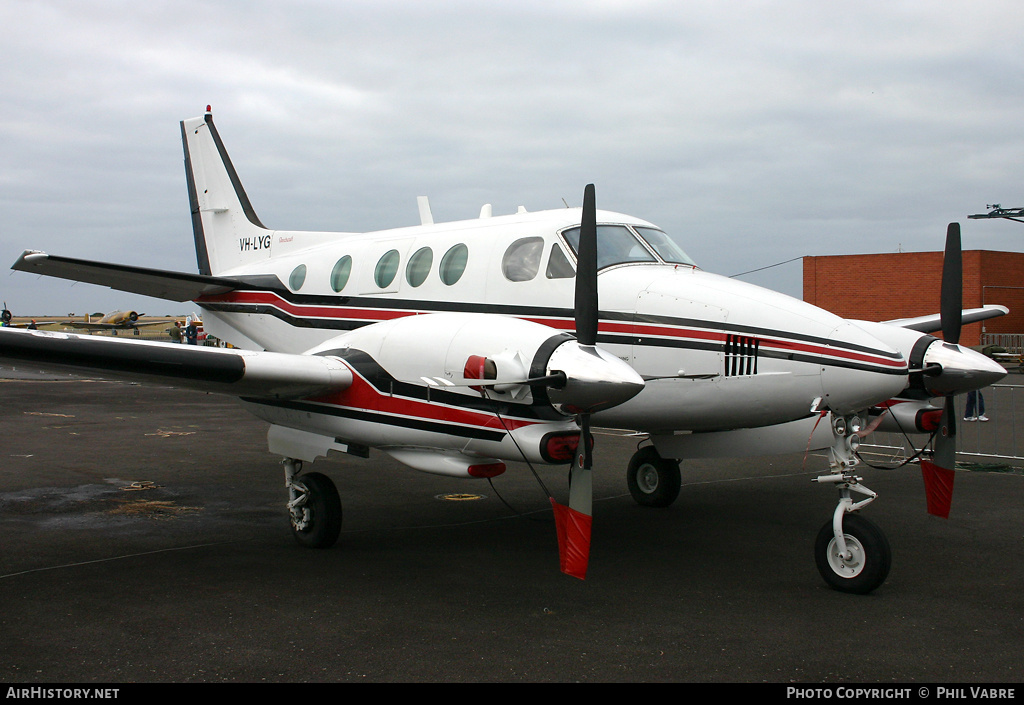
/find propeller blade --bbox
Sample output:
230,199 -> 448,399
552,415 -> 593,580
574,184 -> 598,347
924,223 -> 963,518
941,223 -> 962,345
922,357 -> 958,518
920,459 -> 955,519
933,395 -> 957,469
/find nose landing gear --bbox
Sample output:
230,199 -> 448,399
812,414 -> 891,594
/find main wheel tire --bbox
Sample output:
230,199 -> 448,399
814,513 -> 891,594
626,447 -> 681,508
290,472 -> 342,549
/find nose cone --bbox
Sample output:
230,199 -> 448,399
921,341 -> 1007,396
545,341 -> 645,415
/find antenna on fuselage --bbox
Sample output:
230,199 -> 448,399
417,196 -> 434,226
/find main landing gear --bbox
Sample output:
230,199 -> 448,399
283,458 -> 342,549
626,446 -> 681,508
812,414 -> 891,594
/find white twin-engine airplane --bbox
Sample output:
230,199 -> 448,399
1,109 -> 1009,593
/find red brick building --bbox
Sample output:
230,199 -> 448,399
803,251 -> 1024,346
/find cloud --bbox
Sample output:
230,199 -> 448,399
2,0 -> 1023,315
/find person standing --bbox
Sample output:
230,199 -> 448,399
964,389 -> 988,422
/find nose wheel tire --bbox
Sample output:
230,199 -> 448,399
290,471 -> 342,549
626,447 -> 681,508
814,513 -> 891,594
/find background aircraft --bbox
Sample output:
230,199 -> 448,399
1,303 -> 57,329
0,110 -> 1007,593
61,310 -> 166,335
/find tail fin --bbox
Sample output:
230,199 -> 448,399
181,109 -> 271,275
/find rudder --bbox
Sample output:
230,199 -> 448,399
181,109 -> 271,275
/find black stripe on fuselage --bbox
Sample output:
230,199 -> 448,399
200,291 -> 907,376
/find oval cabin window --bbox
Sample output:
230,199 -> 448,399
406,247 -> 432,288
330,256 -> 352,292
375,250 -> 400,288
289,264 -> 307,290
439,244 -> 468,286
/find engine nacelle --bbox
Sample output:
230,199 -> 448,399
307,312 -> 643,414
869,400 -> 943,435
293,313 -> 643,473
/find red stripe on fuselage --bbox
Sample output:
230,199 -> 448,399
197,291 -> 906,371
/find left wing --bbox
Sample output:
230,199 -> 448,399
11,251 -> 244,301
0,328 -> 352,399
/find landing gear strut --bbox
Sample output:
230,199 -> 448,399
284,458 -> 342,549
812,414 -> 891,594
626,446 -> 681,508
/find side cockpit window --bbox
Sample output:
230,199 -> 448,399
545,243 -> 575,279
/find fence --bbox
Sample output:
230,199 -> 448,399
858,383 -> 1024,470
981,333 -> 1024,354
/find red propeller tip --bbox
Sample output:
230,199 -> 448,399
551,498 -> 592,580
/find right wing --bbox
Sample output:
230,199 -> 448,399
884,305 -> 1008,333
0,328 -> 351,399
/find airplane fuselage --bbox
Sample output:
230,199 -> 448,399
194,207 -> 910,436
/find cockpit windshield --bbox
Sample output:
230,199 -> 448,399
562,225 -> 656,270
634,227 -> 697,267
562,224 -> 697,269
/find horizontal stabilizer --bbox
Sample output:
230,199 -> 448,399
0,328 -> 351,399
884,305 -> 1008,334
11,251 -> 244,302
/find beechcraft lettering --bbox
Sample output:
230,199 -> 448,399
1,108 -> 1009,592
239,234 -> 272,252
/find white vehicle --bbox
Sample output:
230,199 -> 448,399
2,109 -> 1007,592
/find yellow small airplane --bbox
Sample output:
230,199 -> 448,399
61,311 -> 166,335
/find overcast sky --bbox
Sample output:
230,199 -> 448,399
2,0 -> 1023,316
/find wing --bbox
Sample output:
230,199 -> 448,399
884,305 -> 1008,333
61,321 -> 121,330
0,328 -> 351,399
12,251 -> 244,301
59,319 -> 168,330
